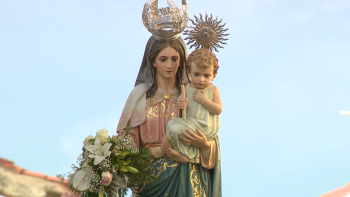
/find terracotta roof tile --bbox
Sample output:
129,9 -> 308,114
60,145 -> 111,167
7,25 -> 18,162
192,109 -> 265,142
0,157 -> 67,184
321,183 -> 350,197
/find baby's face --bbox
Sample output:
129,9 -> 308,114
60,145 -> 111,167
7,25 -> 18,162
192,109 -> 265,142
189,62 -> 215,89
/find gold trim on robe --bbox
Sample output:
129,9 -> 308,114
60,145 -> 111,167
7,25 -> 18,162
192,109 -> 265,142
125,87 -> 217,169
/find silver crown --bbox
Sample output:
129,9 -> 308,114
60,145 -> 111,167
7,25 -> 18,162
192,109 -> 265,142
142,0 -> 189,41
183,13 -> 229,52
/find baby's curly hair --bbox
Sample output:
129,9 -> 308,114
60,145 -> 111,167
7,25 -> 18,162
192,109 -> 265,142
186,48 -> 219,76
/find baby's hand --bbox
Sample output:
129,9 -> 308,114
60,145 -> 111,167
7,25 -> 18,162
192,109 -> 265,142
193,90 -> 206,103
177,94 -> 188,109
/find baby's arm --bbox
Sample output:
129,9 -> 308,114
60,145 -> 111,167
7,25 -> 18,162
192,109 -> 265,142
193,86 -> 222,115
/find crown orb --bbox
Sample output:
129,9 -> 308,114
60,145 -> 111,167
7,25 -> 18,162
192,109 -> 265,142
197,27 -> 214,45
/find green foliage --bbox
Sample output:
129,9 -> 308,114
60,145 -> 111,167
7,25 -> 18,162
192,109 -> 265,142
124,147 -> 156,188
81,191 -> 98,197
125,120 -> 132,135
62,119 -> 156,197
105,183 -> 118,197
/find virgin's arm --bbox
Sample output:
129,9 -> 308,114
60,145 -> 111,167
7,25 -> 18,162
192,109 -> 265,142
201,139 -> 216,169
193,86 -> 222,115
180,129 -> 216,169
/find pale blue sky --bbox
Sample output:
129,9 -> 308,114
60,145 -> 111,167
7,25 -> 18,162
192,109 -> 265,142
1,0 -> 350,196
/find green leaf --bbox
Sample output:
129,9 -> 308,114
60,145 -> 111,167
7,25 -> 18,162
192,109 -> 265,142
111,156 -> 119,165
119,165 -> 129,172
125,120 -> 131,135
119,151 -> 130,159
84,191 -> 99,197
98,186 -> 105,197
126,166 -> 139,173
121,158 -> 131,165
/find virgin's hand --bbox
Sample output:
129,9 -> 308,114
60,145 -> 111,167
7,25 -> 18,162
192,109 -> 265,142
177,96 -> 188,109
180,128 -> 209,149
193,90 -> 206,103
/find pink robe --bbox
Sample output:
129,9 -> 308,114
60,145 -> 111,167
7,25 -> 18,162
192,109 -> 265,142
118,85 -> 216,169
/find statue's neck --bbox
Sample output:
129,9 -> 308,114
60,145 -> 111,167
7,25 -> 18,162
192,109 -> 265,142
156,75 -> 176,93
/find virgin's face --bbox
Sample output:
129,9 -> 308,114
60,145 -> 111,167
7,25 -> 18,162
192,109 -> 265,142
153,47 -> 180,81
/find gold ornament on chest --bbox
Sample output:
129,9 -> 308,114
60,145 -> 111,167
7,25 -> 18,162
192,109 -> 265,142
164,94 -> 171,100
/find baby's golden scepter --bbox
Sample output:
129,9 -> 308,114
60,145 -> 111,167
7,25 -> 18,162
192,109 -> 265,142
181,81 -> 186,120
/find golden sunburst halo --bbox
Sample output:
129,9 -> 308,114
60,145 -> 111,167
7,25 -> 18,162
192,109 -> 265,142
183,13 -> 229,52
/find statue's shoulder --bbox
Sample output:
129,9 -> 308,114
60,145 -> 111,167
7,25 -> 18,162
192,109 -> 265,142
129,83 -> 147,96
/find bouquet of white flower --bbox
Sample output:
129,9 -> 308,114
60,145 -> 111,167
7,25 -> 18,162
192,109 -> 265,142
57,121 -> 155,197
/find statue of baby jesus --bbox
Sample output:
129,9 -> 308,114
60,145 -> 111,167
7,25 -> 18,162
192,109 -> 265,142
151,48 -> 222,164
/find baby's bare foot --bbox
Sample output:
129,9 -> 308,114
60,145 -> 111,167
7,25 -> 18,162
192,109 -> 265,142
166,148 -> 189,164
149,147 -> 165,158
